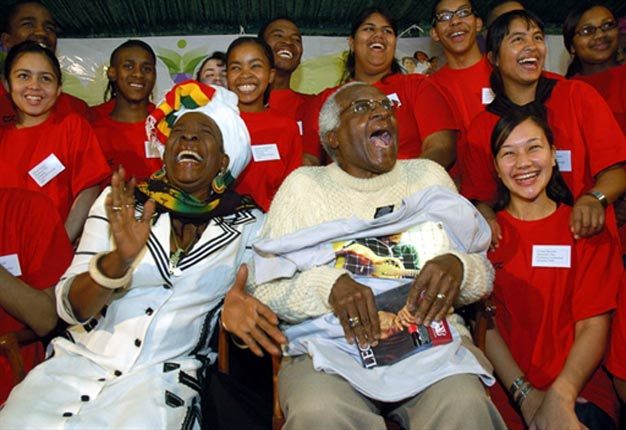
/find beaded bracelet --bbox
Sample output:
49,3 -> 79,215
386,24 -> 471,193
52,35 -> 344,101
88,252 -> 132,290
510,375 -> 533,408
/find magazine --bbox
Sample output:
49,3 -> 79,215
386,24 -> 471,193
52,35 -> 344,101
357,282 -> 453,369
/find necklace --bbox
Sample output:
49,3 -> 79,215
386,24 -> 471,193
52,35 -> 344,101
170,223 -> 204,268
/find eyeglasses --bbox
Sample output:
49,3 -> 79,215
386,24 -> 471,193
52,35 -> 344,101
575,21 -> 618,37
340,98 -> 395,115
433,6 -> 474,24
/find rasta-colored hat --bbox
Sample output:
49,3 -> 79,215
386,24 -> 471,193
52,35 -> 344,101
146,80 -> 251,183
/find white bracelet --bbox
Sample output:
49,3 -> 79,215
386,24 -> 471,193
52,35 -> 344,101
88,252 -> 132,290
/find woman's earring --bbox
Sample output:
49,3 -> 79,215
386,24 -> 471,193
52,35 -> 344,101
211,169 -> 226,194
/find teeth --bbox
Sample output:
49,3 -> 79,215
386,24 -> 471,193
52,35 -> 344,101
518,58 -> 537,64
176,150 -> 202,163
237,84 -> 257,93
25,95 -> 42,101
277,49 -> 293,59
451,31 -> 464,37
369,43 -> 384,50
514,172 -> 537,181
129,83 -> 144,88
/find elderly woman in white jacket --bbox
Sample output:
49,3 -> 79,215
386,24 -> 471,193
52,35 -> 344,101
0,82 -> 262,430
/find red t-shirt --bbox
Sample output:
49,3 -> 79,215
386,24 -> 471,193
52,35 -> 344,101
461,79 -> 626,202
573,64 -> 626,136
430,56 -> 493,134
430,56 -> 492,179
268,88 -> 313,136
301,73 -> 457,160
87,99 -> 115,124
0,85 -> 88,126
91,112 -> 162,184
235,109 -> 303,212
488,205 -> 620,426
0,112 -> 111,221
0,188 -> 73,403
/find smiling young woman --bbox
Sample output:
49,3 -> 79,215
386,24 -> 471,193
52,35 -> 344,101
461,9 -> 626,249
0,41 -> 110,242
226,36 -> 303,212
485,113 -> 621,430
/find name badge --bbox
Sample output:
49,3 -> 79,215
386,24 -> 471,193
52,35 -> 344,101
297,121 -> 303,136
0,253 -> 22,276
555,150 -> 572,172
251,144 -> 281,162
28,153 -> 65,187
144,140 -> 162,159
532,245 -> 571,268
481,88 -> 495,105
387,92 -> 401,107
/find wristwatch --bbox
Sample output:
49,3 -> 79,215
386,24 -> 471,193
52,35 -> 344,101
585,190 -> 608,208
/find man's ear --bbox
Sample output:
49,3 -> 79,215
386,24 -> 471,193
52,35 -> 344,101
0,32 -> 11,50
326,130 -> 340,152
430,27 -> 440,43
476,17 -> 484,33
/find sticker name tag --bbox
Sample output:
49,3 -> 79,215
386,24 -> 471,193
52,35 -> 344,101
555,150 -> 572,172
0,253 -> 22,276
481,88 -> 495,105
532,245 -> 571,268
387,92 -> 401,107
28,153 -> 65,187
251,144 -> 281,162
145,140 -> 162,159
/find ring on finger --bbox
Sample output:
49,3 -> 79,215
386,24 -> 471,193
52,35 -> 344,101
348,316 -> 360,328
436,292 -> 446,300
111,205 -> 123,212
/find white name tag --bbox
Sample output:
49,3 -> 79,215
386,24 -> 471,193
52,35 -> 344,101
387,92 -> 401,107
28,153 -> 65,187
532,245 -> 571,268
144,140 -> 162,159
251,144 -> 281,162
0,253 -> 22,276
555,150 -> 572,172
481,88 -> 495,105
297,121 -> 303,136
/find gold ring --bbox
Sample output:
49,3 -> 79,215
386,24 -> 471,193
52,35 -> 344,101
436,293 -> 446,300
348,316 -> 360,328
111,206 -> 123,212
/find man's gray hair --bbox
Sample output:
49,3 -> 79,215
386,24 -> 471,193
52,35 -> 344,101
318,81 -> 369,160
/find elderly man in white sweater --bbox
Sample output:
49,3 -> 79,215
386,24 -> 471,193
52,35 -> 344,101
222,82 -> 506,430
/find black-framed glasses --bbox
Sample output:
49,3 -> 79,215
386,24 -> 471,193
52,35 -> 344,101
575,21 -> 618,37
340,98 -> 396,115
433,6 -> 474,24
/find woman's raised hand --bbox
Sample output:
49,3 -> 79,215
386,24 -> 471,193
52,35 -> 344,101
104,166 -> 155,267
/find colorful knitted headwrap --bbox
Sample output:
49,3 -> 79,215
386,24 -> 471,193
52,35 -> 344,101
146,80 -> 251,182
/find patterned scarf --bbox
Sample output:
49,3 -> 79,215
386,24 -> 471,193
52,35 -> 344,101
135,168 -> 254,223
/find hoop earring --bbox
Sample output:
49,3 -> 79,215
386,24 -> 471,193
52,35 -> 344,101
211,169 -> 227,194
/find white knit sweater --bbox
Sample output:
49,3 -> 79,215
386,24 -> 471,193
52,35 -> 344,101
248,159 -> 494,324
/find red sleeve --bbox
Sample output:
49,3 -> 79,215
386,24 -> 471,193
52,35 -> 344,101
570,81 -> 626,176
18,192 -> 73,290
572,225 -> 620,321
459,112 -> 499,201
65,115 -> 111,198
412,78 -> 458,140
